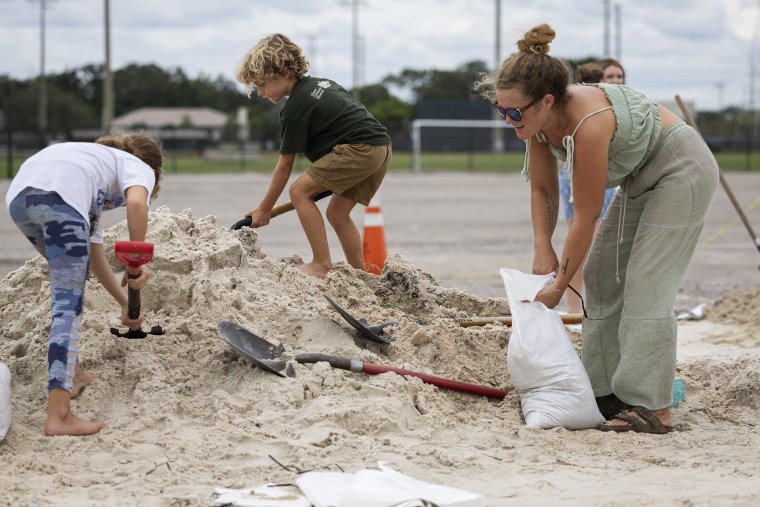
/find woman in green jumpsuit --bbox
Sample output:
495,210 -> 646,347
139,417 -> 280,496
481,23 -> 718,433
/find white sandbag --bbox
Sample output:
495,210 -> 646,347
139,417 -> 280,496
209,484 -> 310,507
294,472 -> 351,507
0,362 -> 11,441
500,268 -> 604,430
296,461 -> 484,507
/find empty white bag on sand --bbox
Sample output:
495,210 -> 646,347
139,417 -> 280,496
296,461 -> 484,507
0,362 -> 11,441
209,484 -> 310,507
500,268 -> 604,429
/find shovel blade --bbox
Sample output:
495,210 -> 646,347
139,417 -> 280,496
324,295 -> 395,344
217,320 -> 287,377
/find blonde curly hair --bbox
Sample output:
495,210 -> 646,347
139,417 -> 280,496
236,33 -> 309,95
95,132 -> 163,200
475,23 -> 571,104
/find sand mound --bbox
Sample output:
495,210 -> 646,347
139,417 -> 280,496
1,206 -> 759,506
708,283 -> 760,326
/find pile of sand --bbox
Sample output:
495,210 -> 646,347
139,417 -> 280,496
1,206 -> 759,506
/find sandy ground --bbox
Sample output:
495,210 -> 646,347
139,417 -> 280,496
0,171 -> 759,506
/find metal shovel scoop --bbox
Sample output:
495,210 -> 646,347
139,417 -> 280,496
217,320 -> 506,399
218,320 -> 287,377
323,295 -> 396,344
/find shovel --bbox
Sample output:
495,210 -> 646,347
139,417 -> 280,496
115,240 -> 153,319
218,320 -> 507,400
231,190 -> 333,230
111,240 -> 164,339
453,314 -> 584,327
324,295 -> 396,344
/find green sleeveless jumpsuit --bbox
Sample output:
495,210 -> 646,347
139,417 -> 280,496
522,83 -> 719,410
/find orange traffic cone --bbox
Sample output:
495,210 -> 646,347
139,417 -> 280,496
362,195 -> 387,275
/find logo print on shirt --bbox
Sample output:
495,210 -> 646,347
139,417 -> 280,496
310,80 -> 331,99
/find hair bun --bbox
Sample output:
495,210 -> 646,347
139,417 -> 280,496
517,23 -> 555,55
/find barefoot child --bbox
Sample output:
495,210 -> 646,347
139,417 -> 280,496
236,33 -> 392,277
5,133 -> 162,436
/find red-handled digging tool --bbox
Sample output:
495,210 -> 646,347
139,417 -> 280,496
218,320 -> 506,400
110,240 -> 164,339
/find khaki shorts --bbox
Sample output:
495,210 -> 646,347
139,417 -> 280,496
307,144 -> 391,206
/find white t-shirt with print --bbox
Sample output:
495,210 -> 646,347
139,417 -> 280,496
5,142 -> 155,244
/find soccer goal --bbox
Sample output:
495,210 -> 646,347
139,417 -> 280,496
410,118 -> 514,172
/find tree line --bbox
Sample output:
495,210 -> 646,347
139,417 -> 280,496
0,60 -> 493,143
0,59 -> 747,147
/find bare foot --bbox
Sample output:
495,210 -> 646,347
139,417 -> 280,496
298,262 -> 331,278
44,388 -> 106,436
605,407 -> 672,428
44,412 -> 107,436
71,363 -> 99,400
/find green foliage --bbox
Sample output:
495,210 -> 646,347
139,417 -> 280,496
367,97 -> 413,134
382,60 -> 490,102
0,60 -> 754,153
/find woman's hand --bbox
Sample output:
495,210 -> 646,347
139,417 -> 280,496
534,283 -> 564,309
121,265 -> 150,290
532,244 -> 559,275
120,305 -> 145,330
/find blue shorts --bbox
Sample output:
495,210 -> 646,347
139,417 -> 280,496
8,187 -> 90,392
559,164 -> 617,221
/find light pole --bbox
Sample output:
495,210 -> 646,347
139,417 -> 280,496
492,0 -> 504,154
38,0 -> 48,147
614,4 -> 622,61
343,0 -> 365,99
102,0 -> 114,134
602,0 -> 611,57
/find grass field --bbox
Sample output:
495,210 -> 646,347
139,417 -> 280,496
2,150 -> 760,178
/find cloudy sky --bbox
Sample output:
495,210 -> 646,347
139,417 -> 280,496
1,0 -> 758,111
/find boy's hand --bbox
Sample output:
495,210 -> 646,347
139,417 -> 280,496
246,208 -> 271,228
121,265 -> 150,290
121,305 -> 145,330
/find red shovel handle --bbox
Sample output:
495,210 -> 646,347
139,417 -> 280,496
360,362 -> 507,400
292,353 -> 506,400
114,241 -> 154,320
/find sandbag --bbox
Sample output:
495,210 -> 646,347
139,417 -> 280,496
0,362 -> 11,441
296,461 -> 484,507
500,268 -> 604,429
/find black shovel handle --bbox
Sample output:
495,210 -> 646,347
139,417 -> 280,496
127,272 -> 141,319
231,190 -> 333,230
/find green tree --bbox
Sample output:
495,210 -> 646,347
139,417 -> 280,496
382,60 -> 490,102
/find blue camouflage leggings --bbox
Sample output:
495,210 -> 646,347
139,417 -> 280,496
9,187 -> 90,393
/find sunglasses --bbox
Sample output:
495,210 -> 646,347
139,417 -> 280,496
492,97 -> 541,122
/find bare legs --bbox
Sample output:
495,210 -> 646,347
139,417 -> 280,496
71,363 -> 98,399
45,364 -> 104,436
289,174 -> 362,278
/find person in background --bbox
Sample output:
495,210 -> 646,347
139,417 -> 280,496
576,62 -> 603,84
235,33 -> 392,278
481,24 -> 718,433
5,133 -> 162,436
598,57 -> 625,84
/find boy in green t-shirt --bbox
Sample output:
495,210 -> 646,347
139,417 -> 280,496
236,33 -> 392,278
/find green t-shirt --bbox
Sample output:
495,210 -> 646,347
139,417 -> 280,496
279,76 -> 391,162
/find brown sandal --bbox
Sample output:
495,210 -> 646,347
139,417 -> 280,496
600,406 -> 674,434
